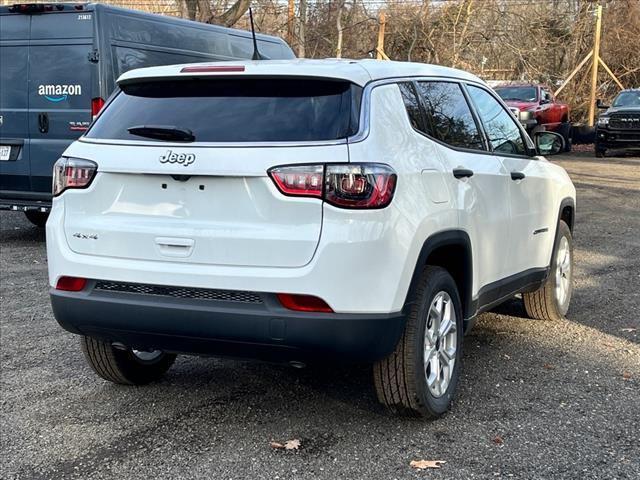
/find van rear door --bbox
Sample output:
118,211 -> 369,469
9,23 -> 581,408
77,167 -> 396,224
28,10 -> 93,193
0,13 -> 30,193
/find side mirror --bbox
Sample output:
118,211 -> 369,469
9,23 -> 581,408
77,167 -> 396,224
539,98 -> 550,105
596,99 -> 610,109
533,131 -> 564,156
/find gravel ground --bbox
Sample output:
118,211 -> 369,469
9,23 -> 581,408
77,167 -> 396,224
1,152 -> 639,480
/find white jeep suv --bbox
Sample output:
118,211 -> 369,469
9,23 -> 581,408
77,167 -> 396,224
47,60 -> 576,418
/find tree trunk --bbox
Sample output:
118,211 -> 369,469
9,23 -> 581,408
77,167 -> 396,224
298,0 -> 307,58
183,0 -> 197,20
336,1 -> 344,58
197,0 -> 251,28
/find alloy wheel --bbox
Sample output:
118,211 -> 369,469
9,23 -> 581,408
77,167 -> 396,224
423,291 -> 457,398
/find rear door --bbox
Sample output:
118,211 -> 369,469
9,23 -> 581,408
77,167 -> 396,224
64,77 -> 359,268
465,84 -> 554,276
415,80 -> 513,292
0,14 -> 30,192
28,11 -> 93,192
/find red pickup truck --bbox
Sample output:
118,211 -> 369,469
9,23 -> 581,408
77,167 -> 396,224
495,83 -> 571,150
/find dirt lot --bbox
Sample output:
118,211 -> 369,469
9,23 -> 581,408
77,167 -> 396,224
1,152 -> 639,479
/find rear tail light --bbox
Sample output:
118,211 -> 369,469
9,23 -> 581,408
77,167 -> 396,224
55,276 -> 87,292
52,157 -> 97,196
268,163 -> 397,209
269,165 -> 324,198
277,293 -> 333,313
91,97 -> 105,119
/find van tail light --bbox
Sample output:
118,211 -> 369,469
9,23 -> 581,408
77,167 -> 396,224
268,163 -> 397,209
277,293 -> 333,313
55,276 -> 87,292
52,157 -> 97,196
91,97 -> 105,119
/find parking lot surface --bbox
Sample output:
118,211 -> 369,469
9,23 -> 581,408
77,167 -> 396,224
1,153 -> 639,479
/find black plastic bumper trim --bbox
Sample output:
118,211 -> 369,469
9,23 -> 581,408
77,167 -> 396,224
50,286 -> 406,363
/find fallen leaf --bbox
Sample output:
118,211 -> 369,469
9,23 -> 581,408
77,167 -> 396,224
492,435 -> 504,445
622,371 -> 632,380
543,363 -> 555,370
410,460 -> 446,470
284,439 -> 301,450
270,439 -> 301,451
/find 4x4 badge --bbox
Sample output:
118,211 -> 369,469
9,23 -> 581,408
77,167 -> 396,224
159,150 -> 195,167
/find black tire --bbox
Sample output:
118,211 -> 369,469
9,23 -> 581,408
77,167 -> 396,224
558,122 -> 572,152
595,147 -> 606,158
373,266 -> 463,418
523,220 -> 573,321
80,336 -> 176,385
24,210 -> 49,228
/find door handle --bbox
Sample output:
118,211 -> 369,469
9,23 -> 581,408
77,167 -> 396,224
38,112 -> 49,133
453,168 -> 474,179
510,171 -> 526,181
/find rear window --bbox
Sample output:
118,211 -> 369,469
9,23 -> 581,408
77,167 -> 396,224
86,78 -> 362,142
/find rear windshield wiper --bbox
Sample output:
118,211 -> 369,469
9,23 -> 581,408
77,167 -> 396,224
127,125 -> 195,142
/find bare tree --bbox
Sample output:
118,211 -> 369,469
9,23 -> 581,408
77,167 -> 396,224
181,0 -> 252,27
298,0 -> 307,58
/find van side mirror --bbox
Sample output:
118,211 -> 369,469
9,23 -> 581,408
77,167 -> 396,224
596,99 -> 610,109
533,131 -> 564,156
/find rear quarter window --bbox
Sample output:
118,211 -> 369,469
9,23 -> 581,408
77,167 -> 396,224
87,78 -> 362,143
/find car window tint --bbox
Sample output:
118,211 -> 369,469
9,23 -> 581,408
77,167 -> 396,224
416,81 -> 485,151
87,79 -> 361,143
467,85 -> 528,156
398,82 -> 427,134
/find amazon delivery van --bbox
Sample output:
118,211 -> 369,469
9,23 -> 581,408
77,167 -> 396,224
0,3 -> 294,226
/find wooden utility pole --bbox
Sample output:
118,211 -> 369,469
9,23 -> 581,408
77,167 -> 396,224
376,11 -> 387,60
287,0 -> 295,46
588,4 -> 603,127
553,3 -> 624,124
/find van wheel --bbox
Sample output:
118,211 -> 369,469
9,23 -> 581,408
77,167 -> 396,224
80,336 -> 176,385
24,210 -> 49,228
523,220 -> 573,320
373,266 -> 463,418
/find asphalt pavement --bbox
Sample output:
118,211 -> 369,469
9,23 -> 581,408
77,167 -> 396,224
1,152 -> 638,479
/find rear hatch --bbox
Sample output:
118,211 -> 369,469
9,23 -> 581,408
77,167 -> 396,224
65,76 -> 361,268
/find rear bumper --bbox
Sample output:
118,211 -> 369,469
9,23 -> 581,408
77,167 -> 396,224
0,190 -> 52,211
50,283 -> 406,362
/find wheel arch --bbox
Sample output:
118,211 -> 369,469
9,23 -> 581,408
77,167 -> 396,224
403,230 -> 473,322
559,197 -> 575,233
549,197 -> 575,268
